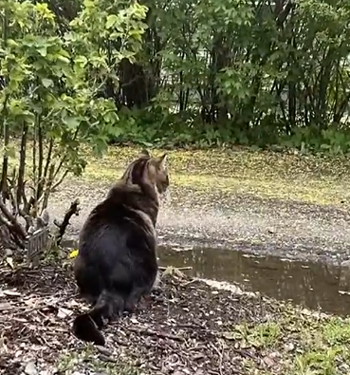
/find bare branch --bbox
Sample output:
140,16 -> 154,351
0,200 -> 27,240
17,122 -> 28,209
53,198 -> 80,246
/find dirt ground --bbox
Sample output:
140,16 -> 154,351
0,263 -> 282,375
1,262 -> 350,375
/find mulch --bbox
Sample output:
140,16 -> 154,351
0,261 -> 284,375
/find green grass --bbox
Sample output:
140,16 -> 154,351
226,309 -> 350,375
3,140 -> 350,206
57,344 -> 141,375
79,145 -> 350,207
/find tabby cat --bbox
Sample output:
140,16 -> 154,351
72,149 -> 169,345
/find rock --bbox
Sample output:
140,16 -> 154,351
24,361 -> 38,375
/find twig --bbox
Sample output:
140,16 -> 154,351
51,170 -> 68,191
159,266 -> 192,271
7,167 -> 19,216
17,122 -> 28,208
11,292 -> 81,316
180,279 -> 197,287
128,326 -> 184,342
41,164 -> 55,210
53,199 -> 80,245
37,121 -> 44,200
209,341 -> 224,375
42,138 -> 53,189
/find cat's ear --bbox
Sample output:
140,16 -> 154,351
157,153 -> 168,169
139,148 -> 151,158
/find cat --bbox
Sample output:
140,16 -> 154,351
72,149 -> 169,345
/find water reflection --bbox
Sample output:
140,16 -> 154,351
158,246 -> 350,316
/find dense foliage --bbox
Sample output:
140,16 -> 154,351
0,0 -> 147,247
118,0 -> 350,152
127,0 -> 350,152
2,0 -> 350,155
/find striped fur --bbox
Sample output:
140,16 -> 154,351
72,149 -> 169,345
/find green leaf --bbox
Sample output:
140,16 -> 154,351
42,78 -> 53,88
57,56 -> 70,64
63,116 -> 80,129
106,14 -> 118,29
38,47 -> 47,57
75,55 -> 88,67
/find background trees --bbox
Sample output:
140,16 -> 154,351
98,0 -> 350,152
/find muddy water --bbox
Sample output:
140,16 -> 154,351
158,246 -> 350,316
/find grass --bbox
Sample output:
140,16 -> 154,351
80,145 -> 350,207
226,308 -> 350,375
3,140 -> 350,206
57,344 -> 141,375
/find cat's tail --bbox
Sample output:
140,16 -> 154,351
72,289 -> 122,346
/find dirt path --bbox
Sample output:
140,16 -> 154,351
49,179 -> 350,265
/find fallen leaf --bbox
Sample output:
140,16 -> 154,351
57,307 -> 73,319
24,361 -> 38,375
0,302 -> 13,311
69,249 -> 79,259
3,290 -> 21,297
5,257 -> 14,269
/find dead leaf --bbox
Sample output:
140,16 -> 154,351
57,307 -> 73,319
5,257 -> 14,269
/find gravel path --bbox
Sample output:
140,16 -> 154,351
49,180 -> 350,265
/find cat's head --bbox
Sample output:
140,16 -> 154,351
122,149 -> 169,196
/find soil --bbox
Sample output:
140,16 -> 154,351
49,179 -> 350,265
0,262 -> 286,375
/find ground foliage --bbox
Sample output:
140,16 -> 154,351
25,0 -> 350,153
1,261 -> 350,375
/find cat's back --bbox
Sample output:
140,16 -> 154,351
79,185 -> 152,247
80,195 -> 128,237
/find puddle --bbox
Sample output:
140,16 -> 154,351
62,238 -> 350,316
158,246 -> 350,316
